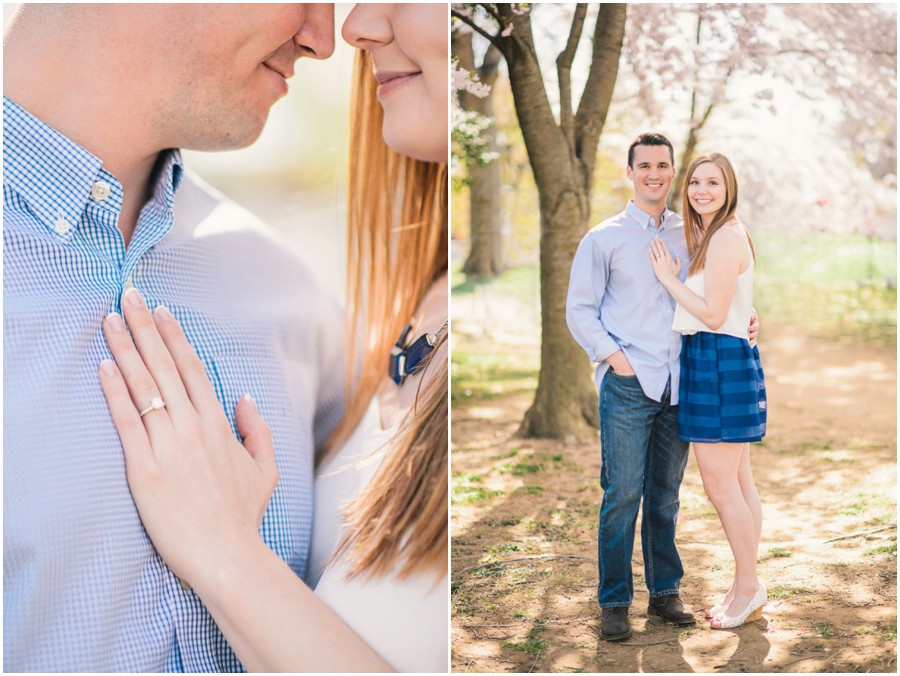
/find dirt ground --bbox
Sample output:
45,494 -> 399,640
451,324 -> 897,673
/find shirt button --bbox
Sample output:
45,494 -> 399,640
54,218 -> 71,235
91,181 -> 112,201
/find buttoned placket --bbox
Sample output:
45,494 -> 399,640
77,172 -> 140,314
653,212 -> 679,405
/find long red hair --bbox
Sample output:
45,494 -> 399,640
323,49 -> 448,579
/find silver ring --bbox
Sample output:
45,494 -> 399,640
139,397 -> 167,417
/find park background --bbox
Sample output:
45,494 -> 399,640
450,3 -> 897,673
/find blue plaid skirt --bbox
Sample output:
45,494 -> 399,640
678,332 -> 767,443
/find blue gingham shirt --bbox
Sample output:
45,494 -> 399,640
3,97 -> 345,671
566,201 -> 689,404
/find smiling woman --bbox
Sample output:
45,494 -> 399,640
343,3 -> 448,163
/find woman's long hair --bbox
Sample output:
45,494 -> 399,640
682,152 -> 754,275
323,49 -> 448,580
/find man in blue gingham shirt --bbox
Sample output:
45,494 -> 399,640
4,5 -> 342,671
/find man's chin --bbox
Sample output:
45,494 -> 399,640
642,192 -> 669,205
180,113 -> 269,153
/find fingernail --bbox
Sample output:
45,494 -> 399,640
100,359 -> 118,376
242,393 -> 256,406
106,312 -> 126,333
123,287 -> 145,308
154,305 -> 173,320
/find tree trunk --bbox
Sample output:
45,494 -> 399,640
457,37 -> 504,279
493,4 -> 625,440
519,191 -> 599,439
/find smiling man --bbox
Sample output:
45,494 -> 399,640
3,4 -> 344,671
566,132 -> 697,641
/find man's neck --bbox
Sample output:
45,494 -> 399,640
5,39 -> 163,246
632,198 -> 667,227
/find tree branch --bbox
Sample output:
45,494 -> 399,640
824,525 -> 896,543
480,2 -> 503,25
451,9 -> 499,46
557,4 -> 588,148
688,9 -> 703,122
573,3 -> 627,187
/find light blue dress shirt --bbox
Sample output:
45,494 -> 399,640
3,96 -> 345,671
566,201 -> 689,404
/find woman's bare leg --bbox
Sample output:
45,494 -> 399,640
711,444 -> 762,612
694,442 -> 760,618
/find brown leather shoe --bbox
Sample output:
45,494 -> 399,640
648,594 -> 696,625
600,606 -> 632,641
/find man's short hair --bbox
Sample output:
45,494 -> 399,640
627,132 -> 674,168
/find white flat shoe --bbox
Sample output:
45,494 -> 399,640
710,583 -> 766,629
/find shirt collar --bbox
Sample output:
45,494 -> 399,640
626,200 -> 677,231
3,96 -> 183,241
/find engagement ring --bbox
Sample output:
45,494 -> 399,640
139,397 -> 167,417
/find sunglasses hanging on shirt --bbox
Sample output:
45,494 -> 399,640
388,319 -> 449,385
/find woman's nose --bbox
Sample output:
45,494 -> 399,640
342,4 -> 392,50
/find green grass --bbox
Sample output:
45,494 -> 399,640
499,462 -> 543,476
501,622 -> 549,656
835,491 -> 896,519
451,344 -> 538,404
880,626 -> 897,642
452,263 -> 541,308
485,543 -> 522,553
453,472 -> 482,483
768,585 -> 809,599
501,638 -> 546,655
768,546 -> 793,558
473,562 -> 507,578
816,621 -> 836,639
452,485 -> 505,505
754,232 -> 896,344
866,544 -> 897,556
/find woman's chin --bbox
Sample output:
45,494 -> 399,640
381,122 -> 446,163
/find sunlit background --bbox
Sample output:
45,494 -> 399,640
3,3 -> 356,294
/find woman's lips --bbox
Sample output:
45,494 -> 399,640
375,70 -> 422,98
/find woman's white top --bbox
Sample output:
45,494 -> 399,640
672,224 -> 755,339
308,398 -> 448,673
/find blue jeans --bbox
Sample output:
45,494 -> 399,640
597,371 -> 690,608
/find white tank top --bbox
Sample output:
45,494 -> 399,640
672,224 -> 754,339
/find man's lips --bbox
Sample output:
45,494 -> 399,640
263,61 -> 293,80
262,61 -> 293,96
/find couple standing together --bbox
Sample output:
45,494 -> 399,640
567,133 -> 769,640
6,4 -> 447,672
